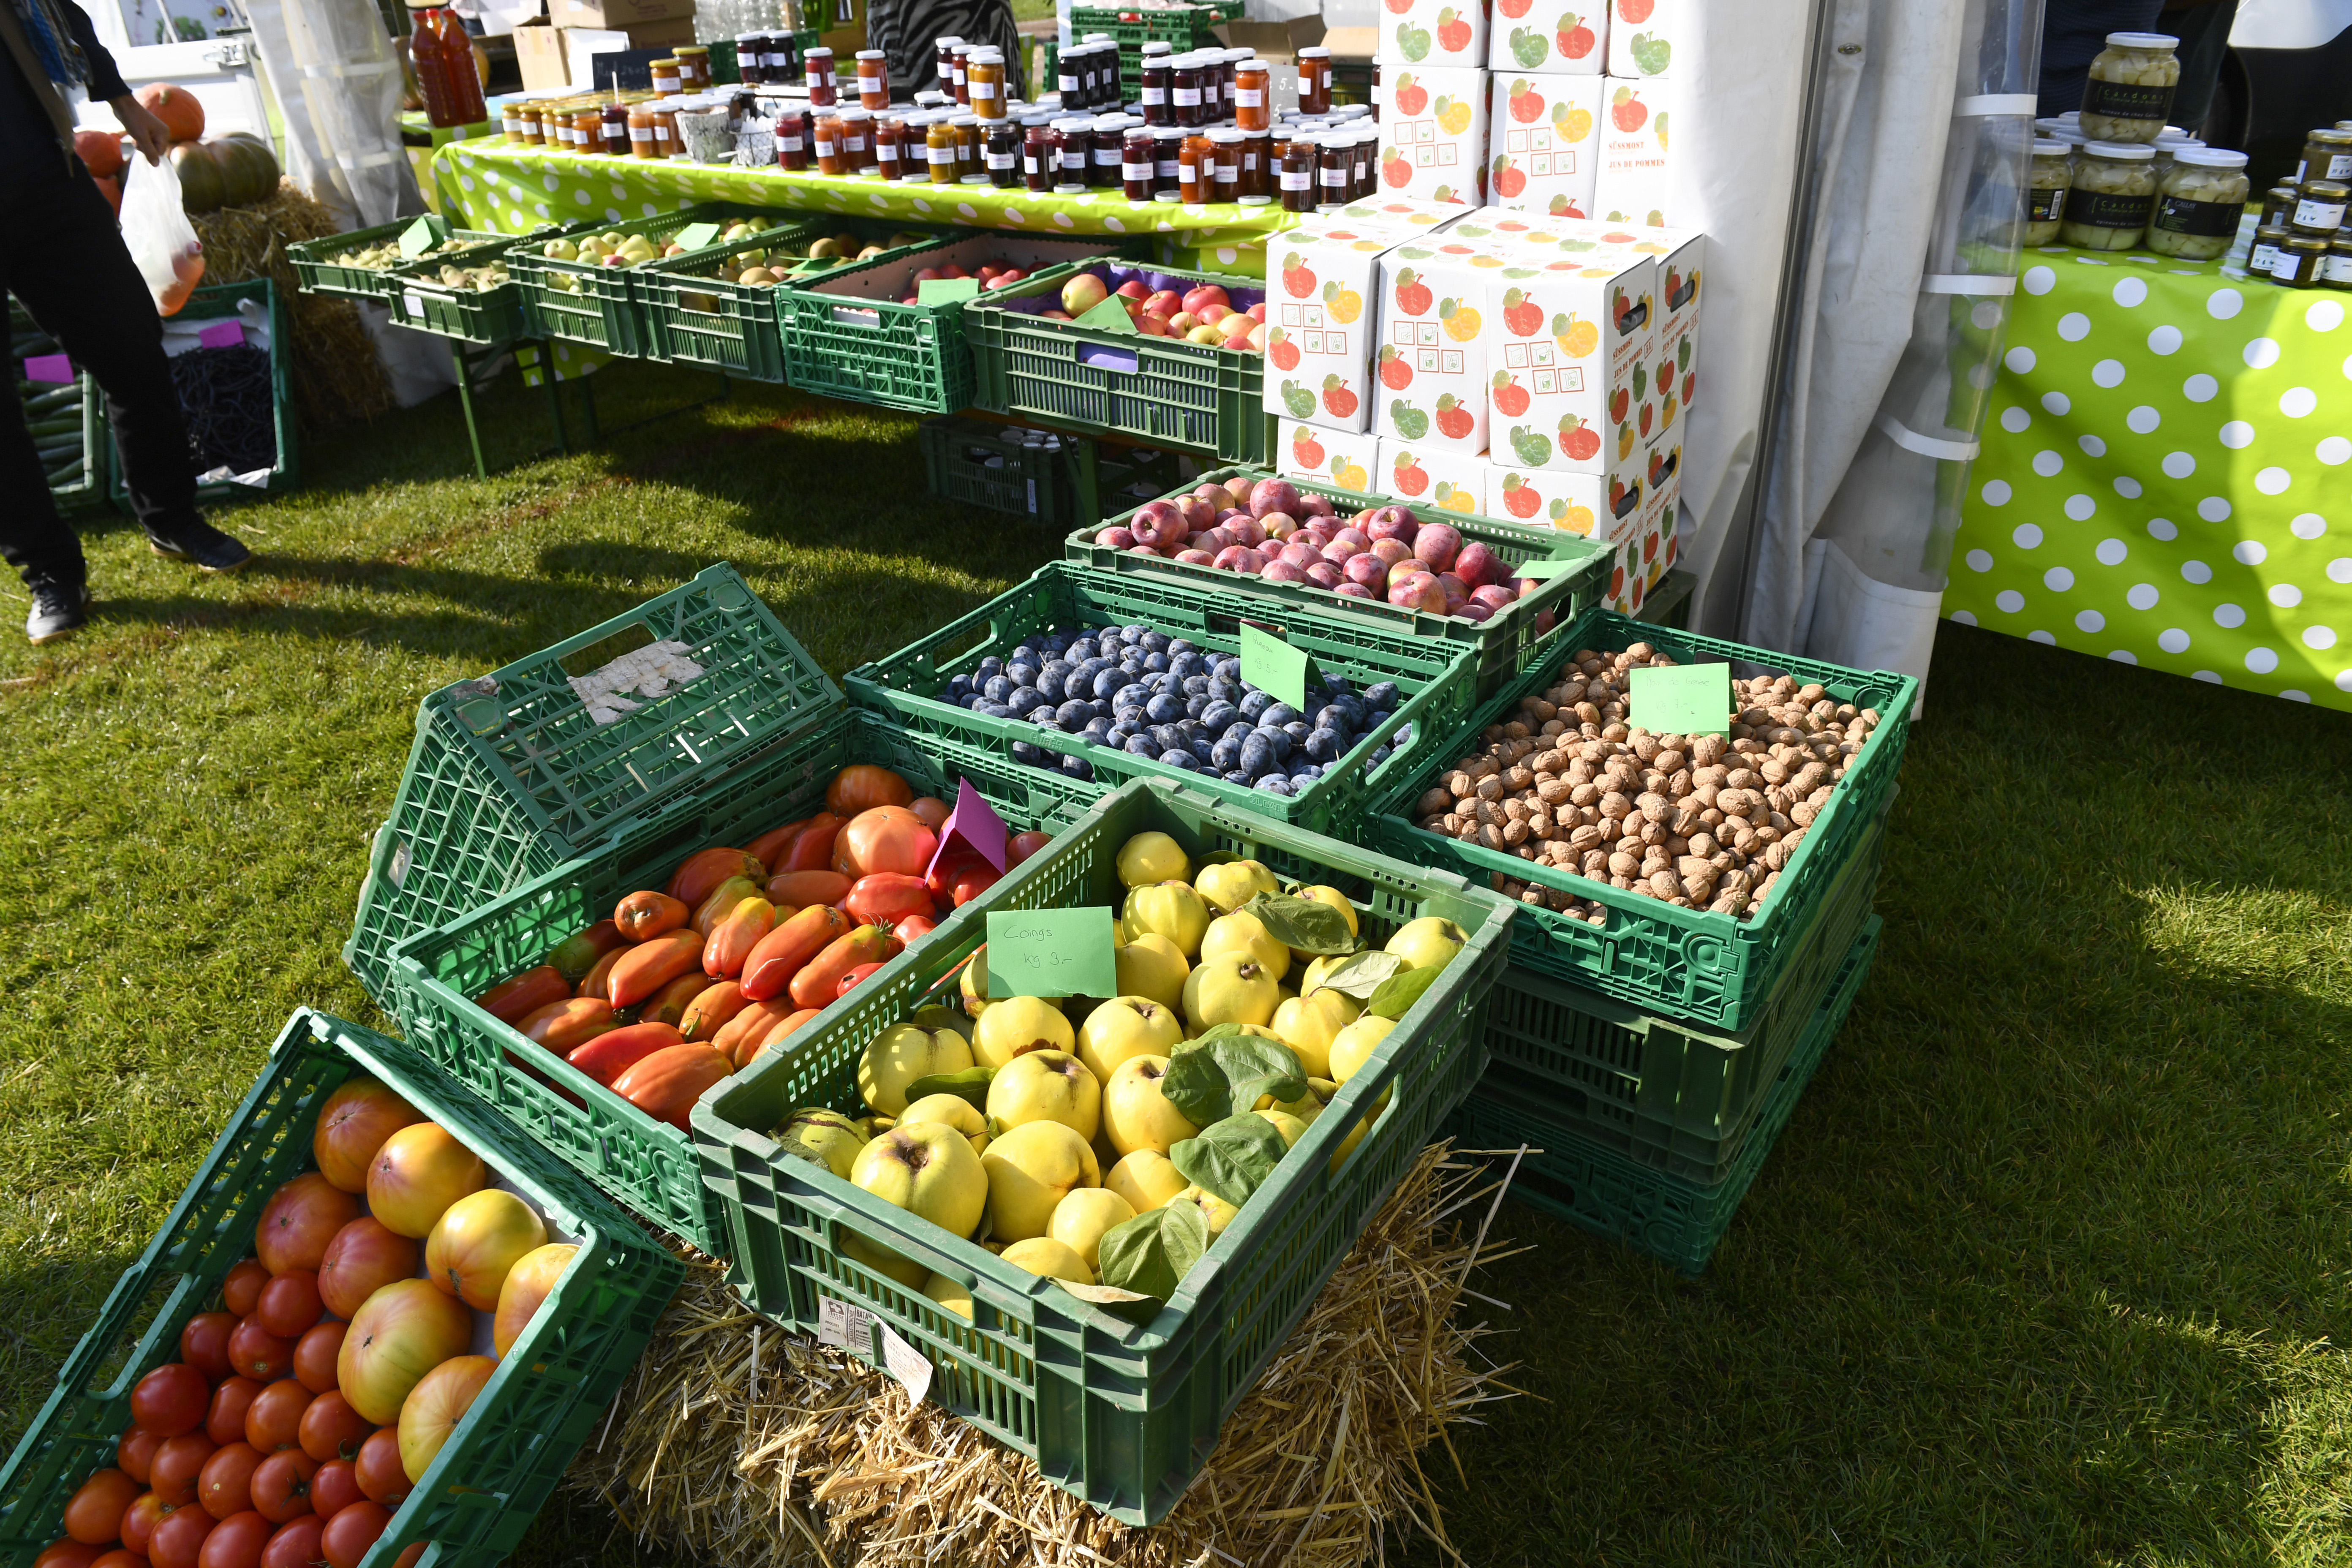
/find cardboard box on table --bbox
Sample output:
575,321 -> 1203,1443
512,19 -> 573,90
1375,66 -> 1492,207
1378,437 -> 1490,517
1263,220 -> 1427,436
1604,0 -> 1678,78
1593,76 -> 1676,226
1475,242 -> 1655,512
1485,73 -> 1601,216
1279,417 -> 1383,501
1328,196 -> 1485,232
1370,235 -> 1507,457
1374,0 -> 1490,70
1482,457 -> 1620,535
1602,423 -> 1682,611
1487,0 -> 1606,74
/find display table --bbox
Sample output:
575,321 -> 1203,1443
1945,249 -> 2350,713
427,137 -> 1300,272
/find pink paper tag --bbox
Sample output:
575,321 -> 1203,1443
22,354 -> 73,384
925,778 -> 1008,880
196,321 -> 244,349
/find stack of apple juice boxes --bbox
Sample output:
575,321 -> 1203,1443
1273,212 -> 1702,615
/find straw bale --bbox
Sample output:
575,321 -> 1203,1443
567,1143 -> 1528,1568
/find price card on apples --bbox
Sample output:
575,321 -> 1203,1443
1512,553 -> 1587,580
672,222 -> 721,252
986,908 -> 1117,998
1239,621 -> 1311,711
397,218 -> 441,259
917,276 -> 981,305
1074,293 -> 1138,334
1628,662 -> 1731,737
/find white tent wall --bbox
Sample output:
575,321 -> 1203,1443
1739,0 -> 2043,696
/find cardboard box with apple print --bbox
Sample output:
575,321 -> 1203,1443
1605,0 -> 1675,77
1373,237 -> 1507,457
1278,417 -> 1383,502
1331,196 -> 1485,232
1482,459 -> 1625,536
1375,66 -> 1491,207
1594,76 -> 1675,226
1488,0 -> 1604,74
1602,424 -> 1682,611
1375,0 -> 1489,69
1378,437 -> 1491,519
1481,248 -> 1656,498
1486,73 -> 1601,216
1261,220 -> 1426,435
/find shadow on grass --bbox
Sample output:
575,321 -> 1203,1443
1404,622 -> 2352,1567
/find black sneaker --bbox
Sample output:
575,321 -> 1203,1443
27,574 -> 88,644
147,518 -> 253,573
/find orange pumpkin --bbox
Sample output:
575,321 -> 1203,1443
826,765 -> 913,816
136,83 -> 205,142
832,808 -> 937,879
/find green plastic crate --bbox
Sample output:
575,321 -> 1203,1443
777,233 -> 1122,414
920,414 -> 1088,524
386,225 -> 587,344
289,212 -> 467,301
383,705 -> 1078,1253
1481,806 -> 1884,1184
963,261 -> 1270,463
12,300 -> 109,513
112,278 -> 297,509
0,1008 -> 683,1568
345,563 -> 838,1007
1073,466 -> 1611,698
842,561 -> 1481,837
1069,3 -> 1226,94
1449,915 -> 1878,1274
692,776 -> 1517,1525
1364,607 -> 1915,1030
507,206 -> 821,358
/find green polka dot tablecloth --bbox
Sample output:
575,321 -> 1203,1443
1945,248 -> 2352,712
427,139 -> 1297,275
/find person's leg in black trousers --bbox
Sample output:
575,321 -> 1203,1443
2,159 -> 251,644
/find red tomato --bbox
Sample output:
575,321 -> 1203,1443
150,1433 -> 219,1507
131,1365 -> 210,1437
1006,829 -> 1052,867
318,1501 -> 389,1568
892,915 -> 937,947
121,1493 -> 172,1557
948,864 -> 1000,906
222,1261 -> 268,1318
147,1505 -> 216,1568
117,1425 -> 164,1484
62,1469 -> 141,1546
92,1554 -> 141,1568
350,1431 -> 407,1508
226,1320 -> 293,1383
256,1517 -> 325,1568
33,1543 -> 104,1568
199,1442 -> 264,1521
297,1393 -> 373,1465
179,1313 -> 238,1383
291,1321 -> 345,1397
834,960 -> 888,997
253,1274 -> 323,1339
308,1462 -> 362,1522
244,1381 -> 313,1454
206,1378 -> 264,1448
249,1451 -> 318,1524
194,1511 -> 272,1568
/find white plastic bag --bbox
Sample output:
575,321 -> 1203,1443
120,152 -> 207,317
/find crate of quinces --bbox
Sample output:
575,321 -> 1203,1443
692,776 -> 1515,1524
1365,609 -> 1916,1030
0,1010 -> 679,1568
384,710 -> 1083,1255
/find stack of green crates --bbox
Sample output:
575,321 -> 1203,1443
1069,3 -> 1227,96
1365,607 -> 1916,1271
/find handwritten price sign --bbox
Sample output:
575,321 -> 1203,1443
985,908 -> 1118,998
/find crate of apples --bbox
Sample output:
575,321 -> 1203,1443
895,259 -> 1036,303
1050,270 -> 1266,350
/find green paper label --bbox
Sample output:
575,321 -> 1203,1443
1513,553 -> 1585,580
1075,293 -> 1138,333
1627,662 -> 1731,737
1239,622 -> 1309,711
397,217 -> 441,258
986,908 -> 1118,998
917,276 -> 982,305
673,221 -> 722,252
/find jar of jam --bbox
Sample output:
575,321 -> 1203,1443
1076,41 -> 1104,107
874,114 -> 907,178
1152,124 -> 1184,196
500,99 -> 526,141
806,46 -> 836,107
950,111 -> 983,179
1316,133 -> 1350,207
655,100 -> 685,158
925,115 -> 958,182
2275,234 -> 2329,287
599,103 -> 629,155
1090,113 -> 1130,187
1121,125 -> 1156,200
1350,127 -> 1377,198
625,101 -> 654,157
1015,113 -> 1049,191
768,31 -> 801,84
1057,48 -> 1081,105
855,49 -> 887,109
935,36 -> 961,95
776,105 -> 811,169
1214,49 -> 1241,118
1279,134 -> 1317,212
950,43 -> 971,103
651,57 -> 682,95
814,112 -> 846,174
1052,116 -> 1092,190
1236,127 -> 1271,202
1208,127 -> 1241,203
1233,56 -> 1270,132
968,47 -> 1006,119
734,33 -> 765,85
966,118 -> 1010,186
1178,131 -> 1211,202
573,104 -> 604,154
1172,53 -> 1206,128
675,46 -> 710,92
841,106 -> 877,169
1296,45 -> 1331,115
513,102 -> 540,144
1139,52 -> 1172,125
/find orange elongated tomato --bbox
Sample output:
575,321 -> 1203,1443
678,981 -> 749,1041
734,1007 -> 821,1069
612,890 -> 690,942
667,848 -> 767,909
743,818 -> 812,870
763,869 -> 851,909
516,997 -> 616,1053
472,966 -> 570,1026
564,1022 -> 684,1086
702,897 -> 776,978
638,971 -> 712,1028
710,998 -> 798,1061
738,905 -> 852,1001
692,876 -> 762,936
826,764 -> 913,816
610,1045 -> 733,1129
841,874 -> 933,927
606,929 -> 704,1009
789,926 -> 901,1010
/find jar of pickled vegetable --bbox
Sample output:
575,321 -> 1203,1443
1297,46 -> 1332,116
1139,53 -> 1172,125
925,114 -> 958,183
2261,184 -> 2300,228
814,111 -> 846,174
1090,113 -> 1129,187
969,48 -> 1006,120
2060,141 -> 2158,249
2293,180 -> 2348,235
2250,223 -> 2291,276
2146,147 -> 2248,260
1234,57 -> 1270,133
651,57 -> 682,95
1023,114 -> 1054,191
935,36 -> 961,95
2298,128 -> 2352,185
2325,238 -> 2352,291
2080,33 -> 2177,143
2274,234 -> 2328,287
1239,126 -> 1272,202
806,46 -> 837,107
2024,137 -> 2072,245
856,49 -> 887,109
675,46 -> 710,92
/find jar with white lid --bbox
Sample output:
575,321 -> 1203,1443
2061,141 -> 2158,249
2079,33 -> 2178,144
2025,137 -> 2072,245
2146,147 -> 2248,260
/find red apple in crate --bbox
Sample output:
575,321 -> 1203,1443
1196,526 -> 1234,553
1361,505 -> 1418,543
1127,502 -> 1186,550
1213,545 -> 1264,572
1141,289 -> 1182,318
1413,523 -> 1463,573
1248,477 -> 1301,519
1279,541 -> 1320,570
1061,272 -> 1108,314
1335,581 -> 1375,599
1116,279 -> 1148,299
1260,559 -> 1307,582
1435,573 -> 1470,612
1345,552 -> 1391,591
1453,541 -> 1503,587
1181,284 -> 1230,317
1470,583 -> 1519,612
1389,573 -> 1446,612
1369,537 -> 1413,567
1322,538 -> 1361,565
1261,512 -> 1299,541
1304,561 -> 1344,588
1176,549 -> 1215,565
1331,526 -> 1370,552
1458,602 -> 1494,623
1225,514 -> 1267,547
1094,526 -> 1136,549
1172,493 -> 1216,531
1299,494 -> 1338,519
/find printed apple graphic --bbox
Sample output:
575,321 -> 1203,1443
1508,79 -> 1544,123
1639,400 -> 1653,437
1617,0 -> 1652,22
1268,327 -> 1300,371
1492,371 -> 1530,417
1492,155 -> 1526,199
1557,10 -> 1595,56
1646,446 -> 1667,487
1549,194 -> 1587,218
1436,7 -> 1471,52
1558,414 -> 1601,460
1501,287 -> 1543,337
1382,148 -> 1413,188
1384,0 -> 1412,13
1500,0 -> 1532,15
1321,375 -> 1360,420
1609,385 -> 1631,424
1393,268 -> 1432,316
1293,427 -> 1326,468
1617,421 -> 1635,460
1609,85 -> 1647,133
1608,476 -> 1636,517
1435,394 -> 1475,440
1682,369 -> 1696,404
1549,496 -> 1596,531
1391,452 -> 1429,495
1378,343 -> 1413,389
1500,474 -> 1541,518
1281,252 -> 1316,298
1393,72 -> 1429,116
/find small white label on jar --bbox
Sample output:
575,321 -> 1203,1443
2268,248 -> 2302,280
655,124 -> 671,142
1124,158 -> 1152,180
2295,197 -> 2347,229
1142,86 -> 1166,104
929,144 -> 956,164
2251,240 -> 2282,272
1321,164 -> 1346,186
2330,153 -> 2352,181
843,133 -> 867,152
1062,150 -> 1087,171
1174,87 -> 1202,106
1094,145 -> 1121,165
1023,152 -> 1040,173
1235,87 -> 1263,107
1060,73 -> 1079,92
2324,253 -> 2352,282
1216,158 -> 1237,182
1157,157 -> 1180,179
778,131 -> 803,151
1280,169 -> 1312,190
972,79 -> 998,99
814,135 -> 836,155
987,150 -> 1016,169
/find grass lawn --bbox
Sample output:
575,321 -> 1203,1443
3,362 -> 2349,1565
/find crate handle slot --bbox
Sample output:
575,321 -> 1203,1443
1078,344 -> 1138,375
830,305 -> 883,329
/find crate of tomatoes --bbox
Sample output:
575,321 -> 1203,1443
0,1010 -> 681,1568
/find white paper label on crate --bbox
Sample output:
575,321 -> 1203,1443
817,1296 -> 875,1351
404,292 -> 425,317
878,1323 -> 932,1405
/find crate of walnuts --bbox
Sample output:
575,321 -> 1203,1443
1365,608 -> 1915,1031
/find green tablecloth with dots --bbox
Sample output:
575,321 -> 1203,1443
1944,248 -> 2351,712
427,137 -> 1297,275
